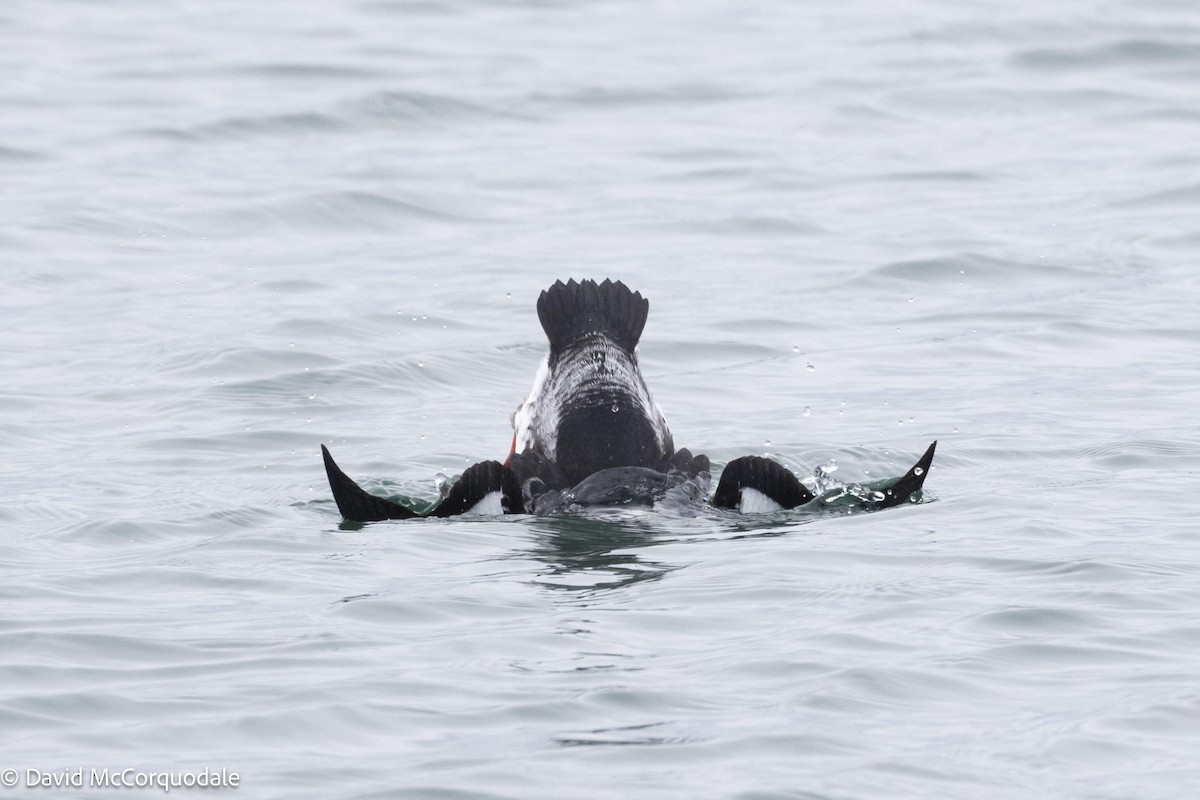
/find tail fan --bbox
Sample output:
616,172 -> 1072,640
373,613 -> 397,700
536,278 -> 649,353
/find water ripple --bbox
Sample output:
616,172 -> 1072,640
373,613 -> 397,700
349,89 -> 513,124
531,83 -> 743,109
5,0 -> 1200,797
1011,39 -> 1200,72
141,111 -> 349,142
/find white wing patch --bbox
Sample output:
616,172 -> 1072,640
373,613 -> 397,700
739,488 -> 784,514
462,490 -> 505,517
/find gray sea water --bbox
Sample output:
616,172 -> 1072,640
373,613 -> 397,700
4,0 -> 1200,798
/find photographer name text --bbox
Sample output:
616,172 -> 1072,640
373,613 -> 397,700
2,768 -> 239,793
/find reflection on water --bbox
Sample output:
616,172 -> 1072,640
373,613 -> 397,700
526,513 -> 678,593
554,721 -> 691,748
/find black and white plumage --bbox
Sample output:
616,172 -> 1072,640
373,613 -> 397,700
321,279 -> 936,521
507,279 -> 680,505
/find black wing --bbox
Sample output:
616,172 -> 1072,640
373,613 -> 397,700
321,445 -> 524,522
322,444 -> 420,521
711,454 -> 816,510
870,440 -> 937,509
711,440 -> 937,512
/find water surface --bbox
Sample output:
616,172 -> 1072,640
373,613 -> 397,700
3,1 -> 1199,798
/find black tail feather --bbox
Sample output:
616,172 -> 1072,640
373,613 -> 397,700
536,278 -> 649,353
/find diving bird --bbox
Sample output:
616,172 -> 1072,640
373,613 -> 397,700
321,278 -> 936,520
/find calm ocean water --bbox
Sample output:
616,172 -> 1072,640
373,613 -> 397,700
3,0 -> 1199,798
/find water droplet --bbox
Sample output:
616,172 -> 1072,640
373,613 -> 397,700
417,362 -> 424,368
792,345 -> 800,353
822,488 -> 847,504
506,292 -> 512,298
898,419 -> 904,425
908,296 -> 914,303
914,467 -> 924,476
806,363 -> 815,372
611,403 -> 619,413
764,439 -> 772,447
802,406 -> 811,417
308,394 -> 315,400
